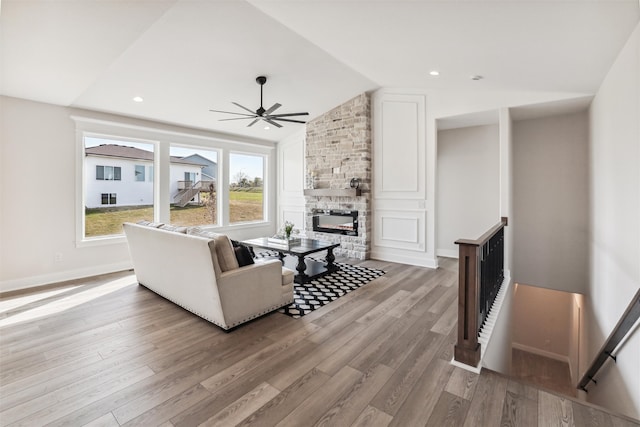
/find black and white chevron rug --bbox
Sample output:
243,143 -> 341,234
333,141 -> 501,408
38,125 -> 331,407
279,258 -> 385,318
253,251 -> 385,318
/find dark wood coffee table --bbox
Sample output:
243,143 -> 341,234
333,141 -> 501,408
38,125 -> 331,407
242,237 -> 341,284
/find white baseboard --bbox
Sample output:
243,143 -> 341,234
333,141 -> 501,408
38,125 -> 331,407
0,261 -> 134,293
451,357 -> 482,374
512,342 -> 571,365
436,249 -> 459,259
370,249 -> 438,269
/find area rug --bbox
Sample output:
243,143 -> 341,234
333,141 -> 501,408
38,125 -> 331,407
278,260 -> 385,318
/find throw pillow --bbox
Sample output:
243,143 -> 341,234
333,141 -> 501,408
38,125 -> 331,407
234,245 -> 255,267
213,235 -> 239,272
231,240 -> 256,258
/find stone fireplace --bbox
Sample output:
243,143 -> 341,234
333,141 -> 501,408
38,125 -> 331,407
304,93 -> 371,259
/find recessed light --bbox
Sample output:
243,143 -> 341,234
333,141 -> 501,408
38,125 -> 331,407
264,126 -> 270,130
429,70 -> 440,76
470,75 -> 483,81
133,96 -> 144,103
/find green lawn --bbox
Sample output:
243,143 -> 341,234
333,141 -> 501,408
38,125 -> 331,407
85,190 -> 263,237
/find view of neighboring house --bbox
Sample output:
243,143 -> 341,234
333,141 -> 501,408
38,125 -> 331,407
84,144 -> 215,208
181,153 -> 218,183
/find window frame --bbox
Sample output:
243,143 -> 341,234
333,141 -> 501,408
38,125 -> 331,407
228,150 -> 267,225
77,130 -> 159,246
73,116 -> 276,248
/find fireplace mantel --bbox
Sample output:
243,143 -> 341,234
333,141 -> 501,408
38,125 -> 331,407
303,188 -> 361,197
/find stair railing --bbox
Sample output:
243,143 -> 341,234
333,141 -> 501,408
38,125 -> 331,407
578,288 -> 640,392
454,217 -> 508,367
174,180 -> 216,207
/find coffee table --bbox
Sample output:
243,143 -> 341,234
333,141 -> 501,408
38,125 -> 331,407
242,237 -> 341,284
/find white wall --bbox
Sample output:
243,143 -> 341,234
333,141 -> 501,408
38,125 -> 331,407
436,124 -> 500,257
512,284 -> 574,360
371,90 -> 432,267
586,22 -> 640,419
512,111 -> 590,294
0,96 -> 277,292
482,281 -> 514,375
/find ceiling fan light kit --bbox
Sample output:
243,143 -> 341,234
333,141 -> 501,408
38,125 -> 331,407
210,76 -> 309,128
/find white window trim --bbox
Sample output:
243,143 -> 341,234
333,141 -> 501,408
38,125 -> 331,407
228,150 -> 268,225
73,115 -> 276,248
76,129 -> 159,247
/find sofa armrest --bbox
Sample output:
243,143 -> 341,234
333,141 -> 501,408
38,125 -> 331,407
215,259 -> 287,327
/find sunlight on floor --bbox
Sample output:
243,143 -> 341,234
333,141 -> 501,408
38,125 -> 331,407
0,285 -> 82,314
0,275 -> 137,328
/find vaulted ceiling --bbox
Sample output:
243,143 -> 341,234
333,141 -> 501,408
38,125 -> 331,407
1,0 -> 638,142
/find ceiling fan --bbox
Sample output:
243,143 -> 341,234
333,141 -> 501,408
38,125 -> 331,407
210,76 -> 309,128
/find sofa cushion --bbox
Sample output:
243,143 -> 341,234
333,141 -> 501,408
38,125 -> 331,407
187,227 -> 213,237
159,224 -> 188,233
186,227 -> 238,272
234,246 -> 255,267
137,220 -> 164,228
214,235 -> 239,271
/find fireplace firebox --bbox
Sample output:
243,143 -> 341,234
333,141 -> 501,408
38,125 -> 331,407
312,209 -> 358,236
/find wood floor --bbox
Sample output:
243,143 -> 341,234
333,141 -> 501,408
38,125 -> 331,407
511,348 -> 576,398
1,258 -> 638,427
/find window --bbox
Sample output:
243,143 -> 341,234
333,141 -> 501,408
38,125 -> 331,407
84,136 -> 155,239
96,165 -> 121,181
135,165 -> 145,182
169,146 -> 218,226
101,193 -> 117,205
184,172 -> 196,185
76,117 -> 272,245
229,153 -> 264,223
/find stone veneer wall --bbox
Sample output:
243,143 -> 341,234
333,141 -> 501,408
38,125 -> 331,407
305,93 -> 371,259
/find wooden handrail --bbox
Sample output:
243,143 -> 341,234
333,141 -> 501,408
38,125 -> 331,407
455,217 -> 508,246
578,288 -> 640,392
454,217 -> 508,367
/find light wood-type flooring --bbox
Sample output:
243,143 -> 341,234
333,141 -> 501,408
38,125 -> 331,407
1,257 -> 638,426
511,348 -> 577,398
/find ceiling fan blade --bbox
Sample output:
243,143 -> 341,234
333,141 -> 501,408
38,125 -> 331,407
264,118 -> 283,128
247,118 -> 260,127
219,117 -> 257,121
209,109 -> 256,117
270,117 -> 307,124
232,102 -> 258,115
269,112 -> 309,118
264,103 -> 282,115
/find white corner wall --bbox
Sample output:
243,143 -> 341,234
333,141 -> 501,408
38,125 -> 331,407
436,124 -> 500,257
512,111 -> 590,295
586,22 -> 640,420
0,97 -> 134,290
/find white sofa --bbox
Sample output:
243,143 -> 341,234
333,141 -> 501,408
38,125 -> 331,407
123,222 -> 294,330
